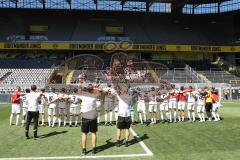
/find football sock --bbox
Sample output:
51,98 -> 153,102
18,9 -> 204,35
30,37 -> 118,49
166,112 -> 169,121
105,112 -> 108,123
169,112 -> 172,122
187,111 -> 191,121
181,116 -> 184,122
216,112 -> 220,120
97,112 -> 101,123
115,112 -> 118,122
198,113 -> 202,121
16,114 -> 20,125
139,113 -> 143,124
64,116 -> 67,126
143,113 -> 147,122
192,112 -> 195,121
48,116 -> 51,126
201,113 -> 205,121
10,114 -> 13,125
52,117 -> 56,127
212,112 -> 217,120
160,112 -> 164,121
173,111 -> 177,122
42,115 -> 45,125
109,112 -> 113,123
69,116 -> 72,126
178,116 -> 181,122
58,118 -> 61,127
75,116 -> 78,126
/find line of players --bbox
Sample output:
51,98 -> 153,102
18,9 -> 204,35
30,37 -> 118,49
135,85 -> 221,125
9,85 -> 221,127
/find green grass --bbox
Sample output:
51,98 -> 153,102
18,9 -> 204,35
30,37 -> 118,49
0,101 -> 240,160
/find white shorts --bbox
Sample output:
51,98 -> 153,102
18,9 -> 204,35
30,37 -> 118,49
58,108 -> 67,115
160,103 -> 168,111
197,104 -> 205,113
70,107 -> 78,115
169,101 -> 177,109
149,104 -> 157,112
48,107 -> 57,116
178,102 -> 185,110
137,103 -> 146,112
187,102 -> 195,110
22,107 -> 28,116
12,104 -> 21,114
104,101 -> 115,111
38,105 -> 45,114
213,102 -> 220,111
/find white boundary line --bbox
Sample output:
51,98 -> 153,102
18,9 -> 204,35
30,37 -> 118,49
129,128 -> 153,156
0,128 -> 153,160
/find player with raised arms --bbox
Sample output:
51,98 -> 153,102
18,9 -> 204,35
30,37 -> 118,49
159,92 -> 169,123
38,88 -> 48,126
10,86 -> 24,126
58,88 -> 69,127
68,88 -> 82,127
137,92 -> 146,125
148,87 -> 158,124
115,84 -> 131,147
103,83 -> 116,126
21,88 -> 30,127
212,88 -> 221,121
196,88 -> 206,122
177,86 -> 187,122
46,88 -> 59,127
80,83 -> 102,155
186,86 -> 196,122
168,85 -> 178,123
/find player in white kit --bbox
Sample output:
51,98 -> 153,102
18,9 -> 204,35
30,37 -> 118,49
103,84 -> 116,125
148,93 -> 157,124
68,88 -> 82,127
196,88 -> 206,122
58,88 -> 69,127
137,94 -> 147,125
186,86 -> 196,122
38,89 -> 48,126
159,93 -> 169,123
21,89 -> 30,127
46,88 -> 59,127
168,87 -> 178,123
212,89 -> 221,121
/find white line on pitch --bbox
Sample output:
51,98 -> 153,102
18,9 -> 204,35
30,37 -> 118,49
0,128 -> 153,160
130,128 -> 153,156
0,154 -> 151,160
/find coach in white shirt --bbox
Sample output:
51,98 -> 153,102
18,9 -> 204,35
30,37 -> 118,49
25,85 -> 43,140
116,90 -> 131,147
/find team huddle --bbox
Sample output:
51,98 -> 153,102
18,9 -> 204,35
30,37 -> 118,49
9,84 -> 221,128
133,85 -> 221,125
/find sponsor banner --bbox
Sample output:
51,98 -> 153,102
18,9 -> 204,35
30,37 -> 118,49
0,42 -> 239,52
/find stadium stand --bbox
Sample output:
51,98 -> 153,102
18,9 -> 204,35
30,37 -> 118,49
0,10 -> 237,45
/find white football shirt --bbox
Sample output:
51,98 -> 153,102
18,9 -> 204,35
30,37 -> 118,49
26,92 -> 41,112
117,95 -> 130,117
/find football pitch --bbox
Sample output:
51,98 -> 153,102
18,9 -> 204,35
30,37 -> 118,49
0,101 -> 240,160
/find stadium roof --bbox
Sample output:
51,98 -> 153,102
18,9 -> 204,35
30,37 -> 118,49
0,0 -> 240,15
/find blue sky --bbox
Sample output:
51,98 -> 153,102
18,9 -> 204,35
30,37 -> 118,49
1,0 -> 240,14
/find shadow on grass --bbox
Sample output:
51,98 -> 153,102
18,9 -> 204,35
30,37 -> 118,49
40,131 -> 68,139
96,133 -> 149,154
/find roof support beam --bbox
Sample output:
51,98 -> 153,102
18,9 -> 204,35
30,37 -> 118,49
94,0 -> 98,10
66,0 -> 71,9
38,0 -> 46,9
10,0 -> 17,8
